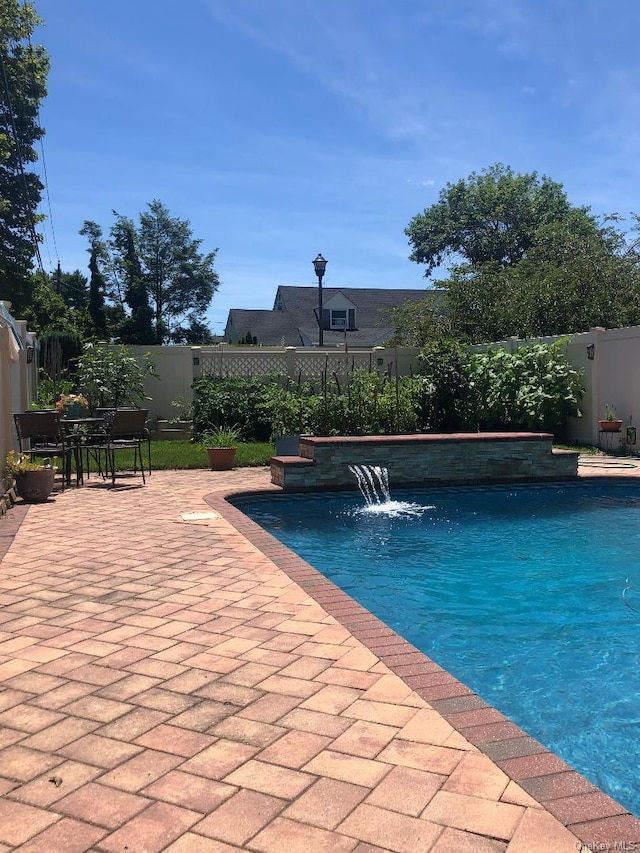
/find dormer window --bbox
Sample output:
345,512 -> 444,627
330,309 -> 347,329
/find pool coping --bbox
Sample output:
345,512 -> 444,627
206,477 -> 640,849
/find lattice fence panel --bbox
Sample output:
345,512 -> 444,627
199,350 -> 287,378
293,351 -> 375,381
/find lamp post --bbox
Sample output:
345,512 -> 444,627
312,253 -> 327,347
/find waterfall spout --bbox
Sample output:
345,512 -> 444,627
348,464 -> 391,505
348,464 -> 433,517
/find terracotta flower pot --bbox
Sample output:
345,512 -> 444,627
599,419 -> 623,432
207,447 -> 236,470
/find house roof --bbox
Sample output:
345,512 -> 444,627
298,327 -> 396,347
226,310 -> 304,346
226,286 -> 441,346
274,286 -> 433,327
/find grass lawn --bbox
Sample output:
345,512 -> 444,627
556,443 -> 600,455
108,440 -> 275,472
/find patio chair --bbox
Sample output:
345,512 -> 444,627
95,408 -> 152,476
90,408 -> 150,485
13,411 -> 74,489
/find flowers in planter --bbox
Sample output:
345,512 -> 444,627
604,403 -> 617,421
55,393 -> 89,416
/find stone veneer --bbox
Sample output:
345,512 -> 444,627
271,432 -> 579,491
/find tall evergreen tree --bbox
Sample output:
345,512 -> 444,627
0,0 -> 48,312
109,214 -> 154,344
80,220 -> 109,340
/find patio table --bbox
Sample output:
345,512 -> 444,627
61,417 -> 105,484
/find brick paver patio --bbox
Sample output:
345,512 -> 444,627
0,459 -> 638,851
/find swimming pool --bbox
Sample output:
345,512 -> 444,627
234,481 -> 640,817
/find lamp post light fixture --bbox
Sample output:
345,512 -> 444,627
312,253 -> 327,347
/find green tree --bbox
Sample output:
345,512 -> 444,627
109,214 -> 154,344
88,200 -> 220,344
402,164 -> 640,343
21,271 -> 74,334
171,318 -> 215,344
53,267 -> 89,312
388,292 -> 450,346
0,0 -> 49,312
513,213 -> 640,334
79,221 -> 109,340
138,200 -> 219,343
405,163 -> 576,275
443,215 -> 640,341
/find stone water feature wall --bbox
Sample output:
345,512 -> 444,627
270,432 -> 579,492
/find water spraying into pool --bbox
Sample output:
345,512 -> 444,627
348,464 -> 433,517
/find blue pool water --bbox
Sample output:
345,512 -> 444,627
234,482 -> 640,816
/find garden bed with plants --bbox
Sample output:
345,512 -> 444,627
24,337 -> 585,479
191,339 -> 584,443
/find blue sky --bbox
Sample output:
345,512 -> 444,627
32,0 -> 640,332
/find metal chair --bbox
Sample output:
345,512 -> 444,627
91,409 -> 150,485
13,411 -> 74,489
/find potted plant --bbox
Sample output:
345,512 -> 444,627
5,452 -> 58,503
599,404 -> 623,432
201,425 -> 241,470
56,393 -> 89,419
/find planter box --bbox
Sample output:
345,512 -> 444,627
155,419 -> 193,441
62,403 -> 88,419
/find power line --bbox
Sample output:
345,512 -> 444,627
28,33 -> 60,269
32,124 -> 55,270
38,131 -> 59,265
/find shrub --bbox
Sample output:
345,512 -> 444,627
75,343 -> 158,413
468,340 -> 584,433
192,341 -> 582,442
192,375 -> 273,441
417,340 -> 475,431
417,339 -> 583,434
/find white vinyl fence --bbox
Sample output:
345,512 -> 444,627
5,312 -> 635,459
49,324 -> 640,449
0,302 -> 36,486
